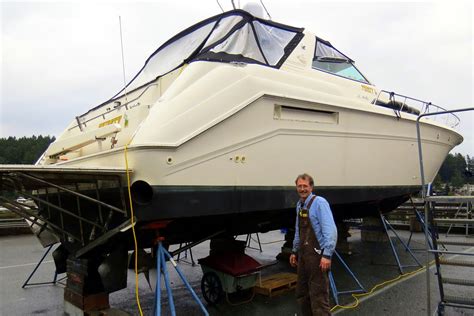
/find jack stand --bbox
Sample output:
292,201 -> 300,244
22,244 -> 65,288
406,197 -> 438,251
407,209 -> 439,251
380,212 -> 422,274
154,241 -> 209,316
246,233 -> 262,252
329,250 -> 365,305
176,242 -> 195,266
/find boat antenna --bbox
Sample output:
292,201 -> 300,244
216,0 -> 224,12
259,0 -> 272,20
231,0 -> 236,9
119,16 -> 129,104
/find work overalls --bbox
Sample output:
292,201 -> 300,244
296,196 -> 331,316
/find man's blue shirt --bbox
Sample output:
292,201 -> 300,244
292,193 -> 337,258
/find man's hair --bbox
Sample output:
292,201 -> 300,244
295,173 -> 314,186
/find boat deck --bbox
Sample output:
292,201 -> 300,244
1,230 -> 473,315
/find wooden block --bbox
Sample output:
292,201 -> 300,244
64,288 -> 110,311
255,273 -> 297,297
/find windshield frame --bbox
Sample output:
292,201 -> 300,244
312,37 -> 370,85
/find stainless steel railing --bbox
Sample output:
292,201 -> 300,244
375,90 -> 461,128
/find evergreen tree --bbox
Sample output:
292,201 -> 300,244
466,155 -> 474,184
0,135 -> 55,164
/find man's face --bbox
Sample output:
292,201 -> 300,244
296,178 -> 313,201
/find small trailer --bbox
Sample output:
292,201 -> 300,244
199,249 -> 263,305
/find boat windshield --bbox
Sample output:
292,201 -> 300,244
312,38 -> 369,84
108,10 -> 304,103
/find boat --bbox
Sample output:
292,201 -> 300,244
0,7 -> 463,293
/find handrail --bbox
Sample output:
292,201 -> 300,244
374,90 -> 461,128
416,107 -> 473,199
70,83 -> 158,131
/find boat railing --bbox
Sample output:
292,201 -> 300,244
374,90 -> 461,128
70,83 -> 158,132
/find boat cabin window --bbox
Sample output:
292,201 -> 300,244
312,38 -> 369,84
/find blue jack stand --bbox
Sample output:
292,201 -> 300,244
380,212 -> 422,274
154,241 -> 209,316
407,209 -> 438,251
328,250 -> 366,305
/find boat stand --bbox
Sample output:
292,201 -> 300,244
407,208 -> 437,251
176,242 -> 196,266
154,241 -> 209,316
380,212 -> 422,274
245,233 -> 262,252
22,244 -> 65,288
328,250 -> 365,305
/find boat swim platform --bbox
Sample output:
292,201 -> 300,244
1,230 -> 473,315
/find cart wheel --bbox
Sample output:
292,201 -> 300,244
201,272 -> 223,305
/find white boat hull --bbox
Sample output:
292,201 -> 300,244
54,92 -> 460,226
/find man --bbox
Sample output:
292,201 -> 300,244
289,173 -> 337,316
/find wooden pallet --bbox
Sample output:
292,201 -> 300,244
254,272 -> 297,297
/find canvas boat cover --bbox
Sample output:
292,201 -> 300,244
86,9 -> 304,114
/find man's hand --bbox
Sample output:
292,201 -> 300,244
289,253 -> 298,267
320,257 -> 331,272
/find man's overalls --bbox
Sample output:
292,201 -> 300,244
296,195 -> 331,316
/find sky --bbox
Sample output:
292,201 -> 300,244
1,0 -> 473,156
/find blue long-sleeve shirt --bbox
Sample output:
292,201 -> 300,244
292,193 -> 338,258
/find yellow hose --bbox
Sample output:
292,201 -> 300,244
124,144 -> 144,316
330,258 -> 438,312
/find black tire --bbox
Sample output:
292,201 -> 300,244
201,271 -> 223,305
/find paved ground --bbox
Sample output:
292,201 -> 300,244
1,229 -> 473,315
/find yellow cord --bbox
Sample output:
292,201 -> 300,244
330,258 -> 438,312
121,63 -> 185,315
124,144 -> 144,316
124,65 -> 186,316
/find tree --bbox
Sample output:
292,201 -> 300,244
432,174 -> 443,191
0,135 -> 55,164
451,171 -> 464,189
438,153 -> 455,183
436,152 -> 472,193
466,155 -> 474,184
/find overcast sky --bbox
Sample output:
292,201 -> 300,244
1,0 -> 472,156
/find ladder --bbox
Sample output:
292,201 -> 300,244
415,107 -> 474,316
425,196 -> 474,315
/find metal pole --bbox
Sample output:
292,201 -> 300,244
22,244 -> 54,288
163,249 -> 209,315
380,213 -> 404,274
155,242 -> 162,316
328,272 -> 339,305
161,246 -> 176,316
334,251 -> 366,292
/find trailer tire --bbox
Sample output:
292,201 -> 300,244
201,271 -> 223,305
